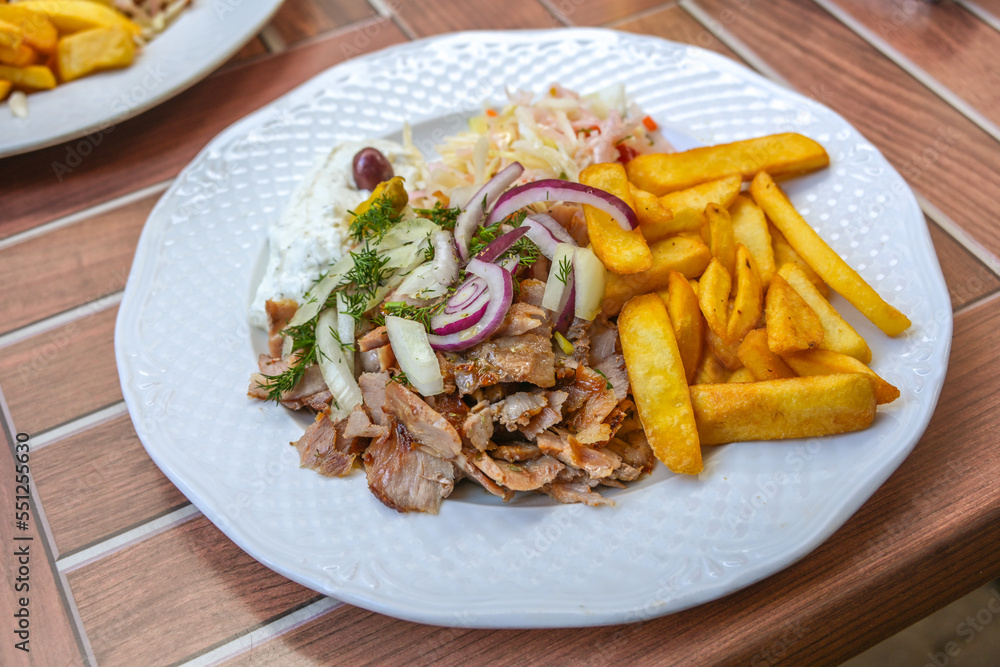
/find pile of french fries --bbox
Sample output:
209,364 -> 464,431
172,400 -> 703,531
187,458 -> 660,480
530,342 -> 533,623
0,0 -> 143,104
580,133 -> 910,475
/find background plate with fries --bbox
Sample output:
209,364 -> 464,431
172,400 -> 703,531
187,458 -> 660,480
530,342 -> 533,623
0,0 -> 282,158
115,29 -> 952,627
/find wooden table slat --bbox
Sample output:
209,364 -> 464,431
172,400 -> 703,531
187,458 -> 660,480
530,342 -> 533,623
616,4 -> 742,60
267,0 -> 377,47
0,195 -> 154,337
0,307 -> 121,436
0,429 -> 85,667
694,0 -> 1000,262
826,0 -> 1000,128
32,415 -> 189,557
66,515 -> 320,667
394,0 -> 561,36
559,0 -> 667,26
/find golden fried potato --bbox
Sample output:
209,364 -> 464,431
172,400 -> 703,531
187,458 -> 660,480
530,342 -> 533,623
580,162 -> 652,275
619,293 -> 702,474
0,79 -> 11,100
727,244 -> 763,344
626,133 -> 830,195
706,202 -> 737,279
690,374 -> 877,445
780,349 -> 899,405
727,368 -> 754,383
0,41 -> 35,68
0,63 -> 55,89
629,183 -> 674,227
57,26 -> 133,82
778,263 -> 872,363
16,0 -> 142,37
602,234 -> 711,316
751,171 -> 911,336
729,195 -> 775,287
697,258 -> 731,341
706,326 -> 741,371
765,274 -> 825,354
664,270 -> 704,384
637,175 -> 742,242
693,349 -> 730,385
736,329 -> 796,381
770,223 -> 828,297
0,6 -> 58,55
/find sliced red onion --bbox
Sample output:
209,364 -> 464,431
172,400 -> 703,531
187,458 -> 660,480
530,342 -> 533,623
553,279 -> 575,334
454,162 -> 524,262
476,226 -> 528,263
523,214 -> 576,260
486,179 -> 639,231
427,259 -> 513,352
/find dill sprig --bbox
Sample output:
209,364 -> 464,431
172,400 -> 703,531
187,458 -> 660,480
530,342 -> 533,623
555,256 -> 573,285
373,300 -> 447,331
256,320 -> 319,402
414,201 -> 460,230
348,191 -> 403,244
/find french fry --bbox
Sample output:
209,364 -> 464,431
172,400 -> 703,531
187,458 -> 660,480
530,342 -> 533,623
629,184 -> 674,228
751,171 -> 911,336
697,258 -> 731,340
0,42 -> 36,68
57,26 -> 133,82
706,203 -> 737,279
737,329 -> 796,381
619,293 -> 702,474
778,263 -> 872,363
15,1 -> 142,37
693,349 -> 730,385
0,6 -> 59,54
706,326 -> 741,371
727,244 -> 763,343
602,234 -> 711,316
781,349 -> 900,405
730,195 -> 775,287
765,274 -> 824,354
0,79 -> 10,100
640,175 -> 742,242
664,270 -> 704,384
0,63 -> 55,89
580,162 -> 652,275
727,368 -> 754,383
770,223 -> 828,297
626,133 -> 830,195
691,374 -> 877,445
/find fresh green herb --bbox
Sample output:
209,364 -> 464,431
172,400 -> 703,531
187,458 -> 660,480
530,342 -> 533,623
507,236 -> 540,268
255,319 -> 319,402
614,135 -> 633,146
467,221 -> 505,258
423,233 -> 436,261
348,191 -> 403,244
480,193 -> 489,215
372,300 -> 447,331
330,328 -> 355,354
341,247 -> 392,302
339,291 -> 369,323
389,370 -> 410,387
558,171 -> 568,180
592,367 -> 614,391
555,256 -> 573,285
414,201 -> 460,230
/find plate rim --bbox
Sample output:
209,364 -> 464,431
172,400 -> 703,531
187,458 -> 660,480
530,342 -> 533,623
115,27 -> 953,628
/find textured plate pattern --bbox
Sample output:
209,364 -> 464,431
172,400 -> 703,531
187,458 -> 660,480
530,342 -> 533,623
115,29 -> 951,628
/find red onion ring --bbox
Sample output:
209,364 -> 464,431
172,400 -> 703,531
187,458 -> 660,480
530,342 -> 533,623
454,162 -> 524,261
553,280 -> 576,334
427,260 -> 513,352
486,179 -> 639,231
523,214 -> 577,260
476,226 -> 528,263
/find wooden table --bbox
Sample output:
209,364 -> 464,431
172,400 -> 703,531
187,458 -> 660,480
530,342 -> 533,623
2,1 -> 999,664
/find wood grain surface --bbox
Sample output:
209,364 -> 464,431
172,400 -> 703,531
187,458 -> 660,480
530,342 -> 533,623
32,415 -> 188,557
2,0 -> 999,665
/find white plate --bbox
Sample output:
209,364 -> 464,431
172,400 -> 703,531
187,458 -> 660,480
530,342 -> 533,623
0,0 -> 283,158
115,29 -> 952,628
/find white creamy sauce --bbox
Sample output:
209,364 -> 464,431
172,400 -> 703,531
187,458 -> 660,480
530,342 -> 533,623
250,138 -> 425,329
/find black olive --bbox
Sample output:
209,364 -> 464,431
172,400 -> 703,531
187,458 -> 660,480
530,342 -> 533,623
352,147 -> 394,191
